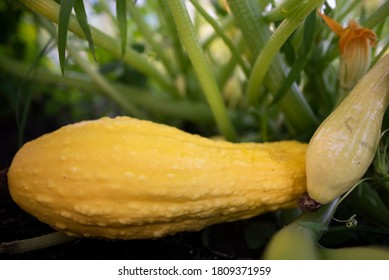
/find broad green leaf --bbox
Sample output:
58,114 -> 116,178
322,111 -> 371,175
58,0 -> 77,75
116,0 -> 127,57
74,0 -> 96,61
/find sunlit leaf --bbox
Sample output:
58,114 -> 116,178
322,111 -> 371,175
74,0 -> 96,61
58,0 -> 77,75
116,0 -> 127,57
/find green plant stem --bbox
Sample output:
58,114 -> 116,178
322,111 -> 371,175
263,198 -> 340,259
66,43 -> 143,117
246,0 -> 323,105
217,36 -> 246,90
263,0 -> 303,22
166,0 -> 237,141
297,198 -> 339,228
155,0 -> 188,77
127,3 -> 176,78
0,55 -> 213,123
17,0 -> 177,95
40,15 -> 142,116
226,0 -> 263,57
0,232 -> 75,254
227,0 -> 318,136
188,0 -> 250,77
202,15 -> 234,49
335,0 -> 361,22
116,0 -> 127,57
265,196 -> 389,259
14,40 -> 53,147
361,0 -> 389,29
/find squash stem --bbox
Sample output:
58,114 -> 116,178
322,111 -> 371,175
0,232 -> 76,255
297,198 -> 340,230
263,198 -> 340,259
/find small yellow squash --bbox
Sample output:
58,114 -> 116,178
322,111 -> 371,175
307,54 -> 389,204
8,116 -> 307,239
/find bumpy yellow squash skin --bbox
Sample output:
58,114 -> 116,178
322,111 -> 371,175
8,116 -> 307,239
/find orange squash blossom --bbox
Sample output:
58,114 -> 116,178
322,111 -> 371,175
318,12 -> 377,89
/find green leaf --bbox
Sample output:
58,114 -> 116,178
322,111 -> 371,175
267,53 -> 306,107
16,39 -> 54,146
116,0 -> 128,57
58,0 -> 77,75
303,11 -> 317,53
297,222 -> 328,235
268,11 -> 316,108
244,221 -> 277,250
74,0 -> 96,61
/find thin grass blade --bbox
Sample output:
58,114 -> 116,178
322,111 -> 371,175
74,0 -> 96,61
58,0 -> 77,75
269,11 -> 316,107
116,0 -> 128,57
303,11 -> 317,53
